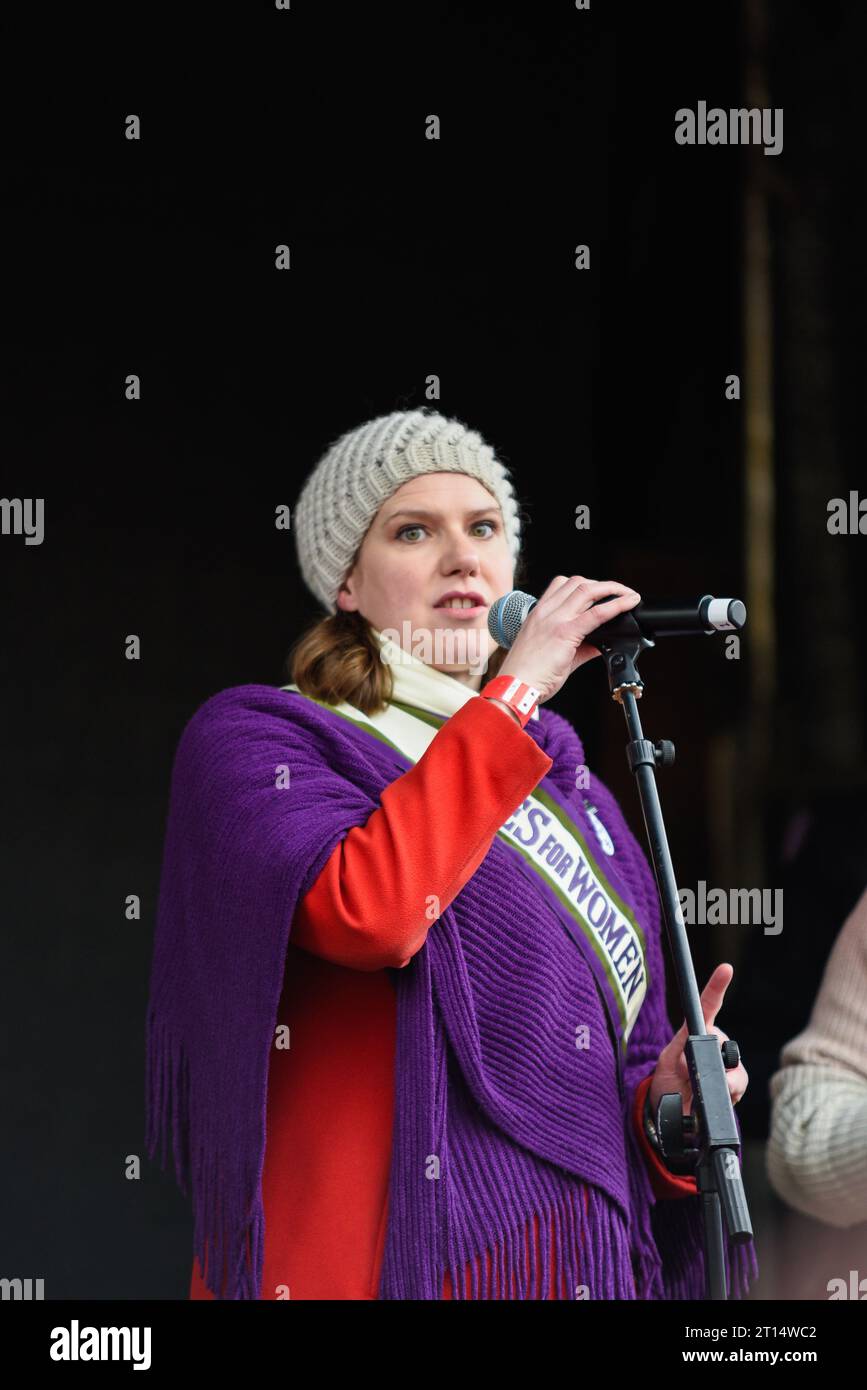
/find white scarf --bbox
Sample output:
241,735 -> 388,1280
286,624 -> 533,763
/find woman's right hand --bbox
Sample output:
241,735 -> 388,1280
496,576 -> 641,704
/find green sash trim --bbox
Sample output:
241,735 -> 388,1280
494,786 -> 648,1050
282,687 -> 410,756
279,685 -> 648,1050
388,698 -> 447,730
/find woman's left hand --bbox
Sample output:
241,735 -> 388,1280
648,962 -> 749,1116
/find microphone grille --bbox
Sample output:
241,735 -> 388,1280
488,590 -> 537,649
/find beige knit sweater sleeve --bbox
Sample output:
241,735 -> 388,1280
766,883 -> 867,1228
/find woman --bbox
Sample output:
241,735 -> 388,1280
146,407 -> 757,1299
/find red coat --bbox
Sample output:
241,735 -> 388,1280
189,696 -> 696,1299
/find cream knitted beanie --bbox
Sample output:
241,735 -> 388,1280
292,408 -> 522,615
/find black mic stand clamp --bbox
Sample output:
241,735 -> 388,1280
593,610 -> 754,1300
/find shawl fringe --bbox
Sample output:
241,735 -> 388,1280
146,1006 -> 264,1300
144,684 -> 759,1301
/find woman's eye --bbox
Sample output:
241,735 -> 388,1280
396,520 -> 498,542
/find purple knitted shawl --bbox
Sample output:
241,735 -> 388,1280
145,682 -> 758,1300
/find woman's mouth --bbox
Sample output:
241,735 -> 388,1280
434,599 -> 487,619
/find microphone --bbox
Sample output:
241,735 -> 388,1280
488,591 -> 746,649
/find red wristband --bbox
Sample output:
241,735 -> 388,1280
479,674 -> 541,728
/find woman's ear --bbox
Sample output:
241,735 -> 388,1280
336,574 -> 358,613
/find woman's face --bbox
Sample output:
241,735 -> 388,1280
336,471 -> 514,686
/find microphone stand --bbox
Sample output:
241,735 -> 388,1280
592,610 -> 754,1300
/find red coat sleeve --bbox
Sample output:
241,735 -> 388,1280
632,1072 -> 700,1199
291,695 -> 554,971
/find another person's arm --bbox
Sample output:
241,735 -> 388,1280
767,884 -> 867,1227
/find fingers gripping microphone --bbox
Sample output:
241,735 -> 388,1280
488,591 -> 746,649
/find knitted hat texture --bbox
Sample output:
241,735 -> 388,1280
293,408 -> 522,614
